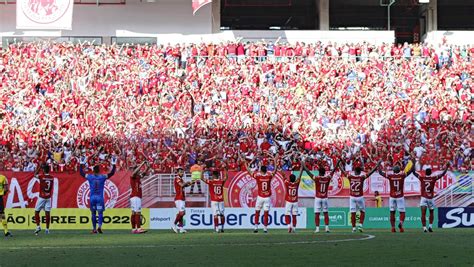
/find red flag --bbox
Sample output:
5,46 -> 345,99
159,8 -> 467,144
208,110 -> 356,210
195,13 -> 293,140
192,0 -> 212,15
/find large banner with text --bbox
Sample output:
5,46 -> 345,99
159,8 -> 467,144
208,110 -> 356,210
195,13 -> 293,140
2,171 -> 132,209
4,208 -> 149,230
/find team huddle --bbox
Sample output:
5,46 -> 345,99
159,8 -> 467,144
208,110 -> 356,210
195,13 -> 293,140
0,153 -> 449,237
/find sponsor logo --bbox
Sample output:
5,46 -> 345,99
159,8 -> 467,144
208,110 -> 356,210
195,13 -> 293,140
439,207 -> 474,228
227,172 -> 286,208
76,180 -> 119,209
20,0 -> 71,24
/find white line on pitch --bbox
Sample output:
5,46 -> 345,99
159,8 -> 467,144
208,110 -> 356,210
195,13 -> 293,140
5,234 -> 376,250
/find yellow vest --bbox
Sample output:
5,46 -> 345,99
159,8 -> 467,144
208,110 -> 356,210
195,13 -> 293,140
0,175 -> 7,196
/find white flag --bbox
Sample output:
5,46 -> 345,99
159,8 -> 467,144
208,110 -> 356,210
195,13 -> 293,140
16,0 -> 74,30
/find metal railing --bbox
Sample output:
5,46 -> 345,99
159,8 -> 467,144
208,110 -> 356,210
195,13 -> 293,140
115,172 -> 209,208
434,173 -> 473,207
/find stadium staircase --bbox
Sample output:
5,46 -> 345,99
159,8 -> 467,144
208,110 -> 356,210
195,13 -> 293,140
434,173 -> 473,207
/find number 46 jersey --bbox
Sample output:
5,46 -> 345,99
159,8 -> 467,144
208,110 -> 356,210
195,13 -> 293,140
206,180 -> 225,202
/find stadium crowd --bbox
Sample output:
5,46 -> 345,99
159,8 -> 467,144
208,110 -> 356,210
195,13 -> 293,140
0,40 -> 472,173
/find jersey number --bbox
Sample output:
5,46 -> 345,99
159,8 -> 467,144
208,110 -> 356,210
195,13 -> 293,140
320,183 -> 326,193
288,188 -> 297,196
393,180 -> 400,192
44,180 -> 52,192
424,181 -> 431,193
214,186 -> 222,195
262,182 -> 268,192
350,181 -> 361,191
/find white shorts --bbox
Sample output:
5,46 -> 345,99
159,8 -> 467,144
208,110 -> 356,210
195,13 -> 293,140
389,197 -> 406,212
175,200 -> 186,212
420,197 -> 435,210
255,196 -> 271,211
314,197 -> 329,213
130,197 -> 142,213
211,201 -> 225,216
349,196 -> 365,213
285,201 -> 298,215
35,197 -> 52,212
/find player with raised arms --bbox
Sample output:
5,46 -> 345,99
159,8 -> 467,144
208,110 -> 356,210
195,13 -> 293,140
304,159 -> 341,233
244,152 -> 277,233
413,162 -> 450,232
172,167 -> 194,234
130,161 -> 150,234
340,160 -> 380,232
79,155 -> 117,234
33,164 -> 54,235
284,159 -> 303,233
201,164 -> 229,233
378,159 -> 415,233
0,172 -> 12,237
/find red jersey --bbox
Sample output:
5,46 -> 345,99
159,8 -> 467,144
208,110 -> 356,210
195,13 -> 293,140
130,173 -> 143,198
418,175 -> 438,199
253,173 -> 273,198
386,173 -> 406,198
38,174 -> 54,199
284,179 -> 300,203
206,179 -> 225,202
174,176 -> 186,201
348,174 -> 366,197
315,175 -> 331,199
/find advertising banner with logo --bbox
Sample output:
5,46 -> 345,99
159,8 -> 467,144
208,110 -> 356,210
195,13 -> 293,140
438,207 -> 474,228
306,208 -> 349,229
224,172 -> 287,207
1,171 -> 131,209
149,208 -> 307,229
16,0 -> 74,30
4,208 -> 149,230
306,207 -> 436,229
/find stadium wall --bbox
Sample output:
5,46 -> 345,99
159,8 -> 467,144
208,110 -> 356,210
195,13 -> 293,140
0,0 -> 395,45
424,31 -> 474,45
0,0 -> 213,37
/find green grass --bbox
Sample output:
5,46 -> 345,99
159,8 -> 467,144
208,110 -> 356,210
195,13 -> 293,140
0,229 -> 473,267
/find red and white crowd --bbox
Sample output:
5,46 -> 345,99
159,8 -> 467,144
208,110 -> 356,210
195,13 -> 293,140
0,40 -> 472,173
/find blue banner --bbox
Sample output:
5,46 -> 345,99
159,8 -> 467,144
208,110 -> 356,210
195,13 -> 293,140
438,207 -> 474,228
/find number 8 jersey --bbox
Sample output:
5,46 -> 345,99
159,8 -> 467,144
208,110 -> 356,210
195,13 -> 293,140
254,173 -> 273,198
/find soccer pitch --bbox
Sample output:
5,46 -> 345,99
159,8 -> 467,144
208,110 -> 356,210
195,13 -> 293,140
1,229 -> 473,266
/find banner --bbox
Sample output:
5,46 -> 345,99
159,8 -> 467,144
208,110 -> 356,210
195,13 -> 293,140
307,208 -> 437,229
4,208 -> 149,230
224,172 -> 287,208
192,0 -> 212,15
438,207 -> 474,228
16,0 -> 74,30
2,171 -> 132,209
149,207 -> 307,229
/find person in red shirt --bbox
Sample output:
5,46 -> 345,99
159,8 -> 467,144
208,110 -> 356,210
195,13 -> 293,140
244,153 -> 277,233
304,160 -> 341,233
34,164 -> 54,235
340,161 -> 380,232
130,161 -> 150,234
172,167 -> 194,234
378,160 -> 415,233
284,163 -> 303,233
414,162 -> 449,232
201,167 -> 229,233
